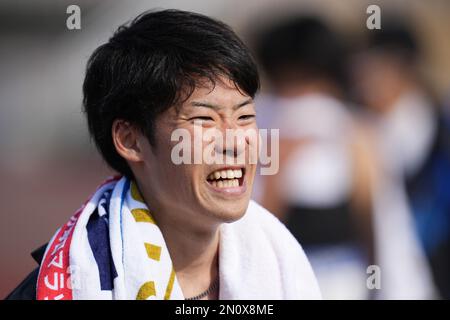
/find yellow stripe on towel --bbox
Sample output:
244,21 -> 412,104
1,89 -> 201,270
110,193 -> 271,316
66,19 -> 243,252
131,209 -> 156,224
145,243 -> 162,261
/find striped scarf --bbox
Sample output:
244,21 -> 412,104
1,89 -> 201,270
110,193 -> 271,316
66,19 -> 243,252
36,176 -> 184,300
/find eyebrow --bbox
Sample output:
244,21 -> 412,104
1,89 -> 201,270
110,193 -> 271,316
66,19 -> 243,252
190,98 -> 253,110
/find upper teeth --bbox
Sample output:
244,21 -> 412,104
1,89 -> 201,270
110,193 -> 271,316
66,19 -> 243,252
208,169 -> 243,180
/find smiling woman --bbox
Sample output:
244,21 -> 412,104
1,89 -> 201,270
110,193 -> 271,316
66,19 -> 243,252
6,9 -> 321,300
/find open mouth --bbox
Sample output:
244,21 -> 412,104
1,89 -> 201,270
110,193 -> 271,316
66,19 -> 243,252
206,167 -> 245,188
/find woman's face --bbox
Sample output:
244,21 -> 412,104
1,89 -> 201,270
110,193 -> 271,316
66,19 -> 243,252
136,77 -> 258,229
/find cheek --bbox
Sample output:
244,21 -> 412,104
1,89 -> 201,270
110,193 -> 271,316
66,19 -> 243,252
157,128 -> 204,195
157,164 -> 197,205
245,124 -> 260,165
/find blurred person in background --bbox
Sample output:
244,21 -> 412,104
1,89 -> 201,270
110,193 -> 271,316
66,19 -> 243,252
252,16 -> 374,299
351,18 -> 450,299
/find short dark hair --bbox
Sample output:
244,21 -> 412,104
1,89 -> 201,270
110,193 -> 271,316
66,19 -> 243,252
367,18 -> 419,63
254,15 -> 347,87
83,9 -> 259,177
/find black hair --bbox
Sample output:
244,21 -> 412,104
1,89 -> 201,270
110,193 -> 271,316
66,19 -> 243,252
367,18 -> 419,63
254,15 -> 347,87
83,9 -> 259,177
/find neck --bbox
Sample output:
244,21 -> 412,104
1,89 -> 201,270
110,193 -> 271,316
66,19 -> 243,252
135,179 -> 220,299
163,222 -> 220,299
160,215 -> 220,275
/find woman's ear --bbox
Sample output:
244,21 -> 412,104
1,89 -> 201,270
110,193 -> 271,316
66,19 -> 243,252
112,119 -> 145,163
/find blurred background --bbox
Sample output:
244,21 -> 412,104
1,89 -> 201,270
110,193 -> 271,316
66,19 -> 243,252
1,0 -> 449,299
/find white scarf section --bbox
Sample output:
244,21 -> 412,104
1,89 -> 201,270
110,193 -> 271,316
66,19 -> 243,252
38,176 -> 321,300
69,177 -> 185,300
219,200 -> 321,299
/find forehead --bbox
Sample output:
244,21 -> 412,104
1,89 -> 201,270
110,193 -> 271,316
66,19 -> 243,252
181,77 -> 251,110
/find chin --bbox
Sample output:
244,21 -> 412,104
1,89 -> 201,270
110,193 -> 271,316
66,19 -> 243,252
206,197 -> 251,224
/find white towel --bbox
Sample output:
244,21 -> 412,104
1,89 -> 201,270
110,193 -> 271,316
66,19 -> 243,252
36,177 -> 321,300
219,200 -> 321,299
